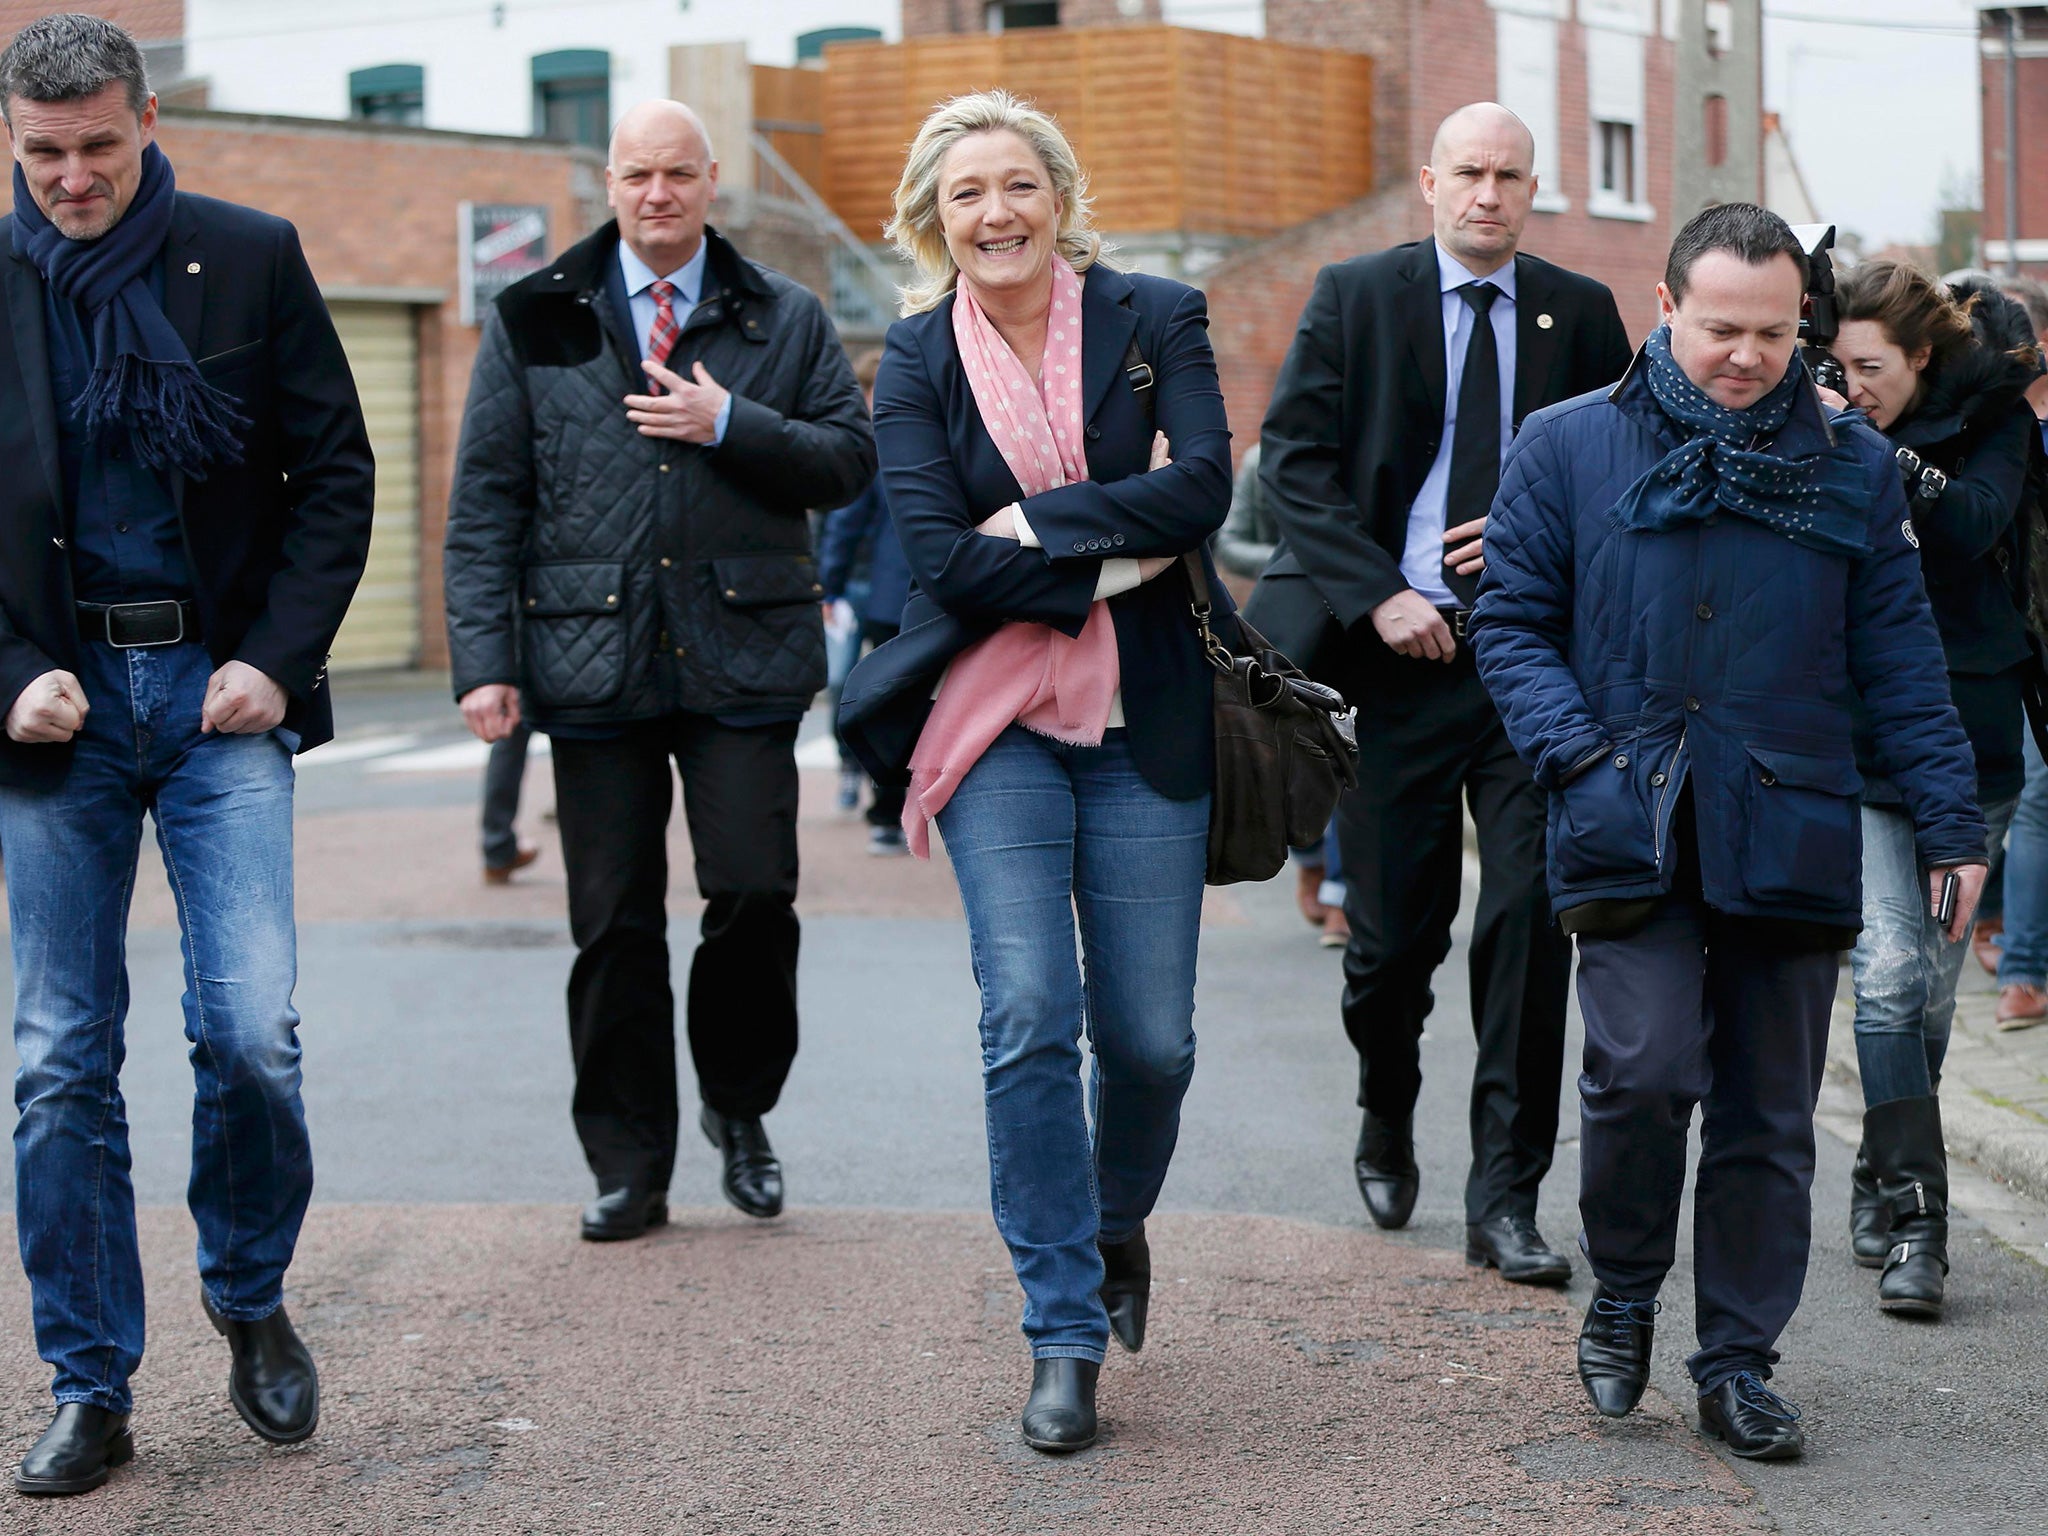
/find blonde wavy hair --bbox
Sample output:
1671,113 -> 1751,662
885,89 -> 1108,316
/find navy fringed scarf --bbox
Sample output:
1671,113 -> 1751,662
11,142 -> 246,478
1612,325 -> 1868,556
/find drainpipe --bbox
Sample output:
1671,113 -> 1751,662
2006,7 -> 2023,274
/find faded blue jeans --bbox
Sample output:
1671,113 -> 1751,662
1998,729 -> 2048,989
937,726 -> 1208,1362
0,639 -> 310,1413
1849,795 -> 2016,1106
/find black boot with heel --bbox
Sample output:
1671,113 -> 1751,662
1864,1096 -> 1949,1319
1848,1141 -> 1888,1267
1020,1358 -> 1099,1453
1099,1227 -> 1151,1353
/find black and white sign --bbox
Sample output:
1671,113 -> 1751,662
458,203 -> 551,324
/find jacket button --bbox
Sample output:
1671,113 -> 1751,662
725,588 -> 739,598
660,557 -> 672,568
606,594 -> 617,605
1650,772 -> 1667,787
1113,535 -> 1126,547
659,463 -> 671,472
674,646 -> 686,658
1613,754 -> 1628,769
1685,696 -> 1701,712
526,598 -> 537,608
1073,542 -> 1086,553
1761,771 -> 1778,787
1696,603 -> 1714,620
1086,426 -> 1100,440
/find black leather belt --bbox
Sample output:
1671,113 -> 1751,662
76,600 -> 197,648
1437,606 -> 1472,638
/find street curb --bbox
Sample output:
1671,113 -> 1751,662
1826,1004 -> 2048,1203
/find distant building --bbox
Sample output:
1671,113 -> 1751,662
1763,111 -> 1819,227
1978,3 -> 2048,278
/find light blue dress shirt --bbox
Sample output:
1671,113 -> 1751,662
618,237 -> 731,445
1398,242 -> 1518,605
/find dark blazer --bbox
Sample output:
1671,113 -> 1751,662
838,263 -> 1233,800
0,192 -> 375,786
1257,239 -> 1633,672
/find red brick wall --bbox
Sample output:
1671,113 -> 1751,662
1211,0 -> 1672,463
143,114 -> 604,670
1980,8 -> 2048,281
1265,0 -> 1411,189
0,0 -> 182,42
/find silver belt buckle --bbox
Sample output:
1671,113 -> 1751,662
106,599 -> 185,648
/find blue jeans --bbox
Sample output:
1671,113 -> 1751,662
1999,729 -> 2048,988
937,727 -> 1207,1362
1850,796 -> 2016,1106
0,640 -> 310,1413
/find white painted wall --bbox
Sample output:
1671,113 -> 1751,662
185,0 -> 899,135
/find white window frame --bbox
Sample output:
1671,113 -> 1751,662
1585,25 -> 1653,221
1494,9 -> 1569,213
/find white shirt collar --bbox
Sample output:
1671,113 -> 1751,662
619,236 -> 709,306
1435,240 -> 1517,302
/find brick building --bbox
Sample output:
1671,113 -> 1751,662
1979,3 -> 2048,278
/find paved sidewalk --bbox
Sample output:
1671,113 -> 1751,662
0,1207 -> 1768,1535
1827,949 -> 2048,1202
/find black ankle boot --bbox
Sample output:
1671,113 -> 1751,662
1848,1141 -> 1887,1267
1576,1286 -> 1659,1418
1099,1227 -> 1151,1353
1020,1358 -> 1099,1453
14,1404 -> 133,1495
1866,1096 -> 1949,1318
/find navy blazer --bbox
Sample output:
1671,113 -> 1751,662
838,263 -> 1233,800
817,476 -> 913,629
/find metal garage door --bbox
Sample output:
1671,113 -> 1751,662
327,301 -> 421,671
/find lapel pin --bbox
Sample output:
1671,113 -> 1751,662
1537,312 -> 1554,330
186,262 -> 201,274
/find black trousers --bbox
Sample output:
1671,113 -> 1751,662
1575,891 -> 1838,1390
1334,642 -> 1571,1223
551,713 -> 801,1192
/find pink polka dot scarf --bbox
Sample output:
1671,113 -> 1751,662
902,258 -> 1121,857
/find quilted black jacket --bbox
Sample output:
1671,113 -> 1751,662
444,222 -> 875,725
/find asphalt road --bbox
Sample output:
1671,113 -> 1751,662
1,673 -> 2044,1532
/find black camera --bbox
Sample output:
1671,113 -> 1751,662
1789,222 -> 1847,396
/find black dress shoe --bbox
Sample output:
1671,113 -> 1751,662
1099,1227 -> 1151,1353
1465,1216 -> 1572,1285
580,1186 -> 669,1242
1698,1372 -> 1804,1460
1354,1112 -> 1418,1230
1020,1358 -> 1099,1453
14,1404 -> 132,1495
202,1291 -> 319,1445
1576,1286 -> 1659,1419
702,1107 -> 784,1218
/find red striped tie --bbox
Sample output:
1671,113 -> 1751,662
647,279 -> 680,369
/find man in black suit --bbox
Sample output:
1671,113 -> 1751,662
0,16 -> 373,1494
1260,103 -> 1632,1281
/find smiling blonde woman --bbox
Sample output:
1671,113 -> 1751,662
839,90 -> 1234,1453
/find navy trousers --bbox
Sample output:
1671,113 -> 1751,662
1574,891 -> 1839,1391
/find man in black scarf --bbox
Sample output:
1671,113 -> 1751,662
0,15 -> 373,1495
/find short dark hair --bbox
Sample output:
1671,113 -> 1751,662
1664,203 -> 1808,305
0,13 -> 151,126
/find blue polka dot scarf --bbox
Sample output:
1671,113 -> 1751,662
1612,325 -> 1868,556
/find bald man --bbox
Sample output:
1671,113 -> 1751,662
1257,103 -> 1632,1279
445,98 -> 876,1241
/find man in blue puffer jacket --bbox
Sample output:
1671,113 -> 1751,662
1469,205 -> 1987,1461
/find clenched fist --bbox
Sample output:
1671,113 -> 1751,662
200,661 -> 288,735
5,670 -> 89,743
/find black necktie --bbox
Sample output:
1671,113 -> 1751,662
1444,281 -> 1501,607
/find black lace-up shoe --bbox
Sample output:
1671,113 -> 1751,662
1698,1372 -> 1804,1460
1576,1286 -> 1659,1418
701,1107 -> 784,1219
14,1405 -> 132,1495
1465,1216 -> 1572,1285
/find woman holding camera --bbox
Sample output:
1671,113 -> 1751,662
846,90 -> 1231,1451
1827,260 -> 2043,1320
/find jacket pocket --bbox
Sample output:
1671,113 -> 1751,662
1740,744 -> 1863,907
704,554 -> 828,701
520,560 -> 626,709
1549,737 -> 1659,888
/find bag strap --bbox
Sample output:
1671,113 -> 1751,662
1123,329 -> 1229,668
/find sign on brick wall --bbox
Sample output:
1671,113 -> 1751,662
458,203 -> 551,325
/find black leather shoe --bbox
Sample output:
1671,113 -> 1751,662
1868,1095 -> 1950,1319
202,1291 -> 319,1445
1698,1372 -> 1804,1460
1099,1227 -> 1151,1353
580,1185 -> 669,1242
701,1107 -> 784,1219
1465,1216 -> 1571,1285
1354,1112 -> 1418,1230
14,1404 -> 132,1495
1020,1358 -> 1099,1453
1848,1142 -> 1888,1267
1576,1286 -> 1659,1418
